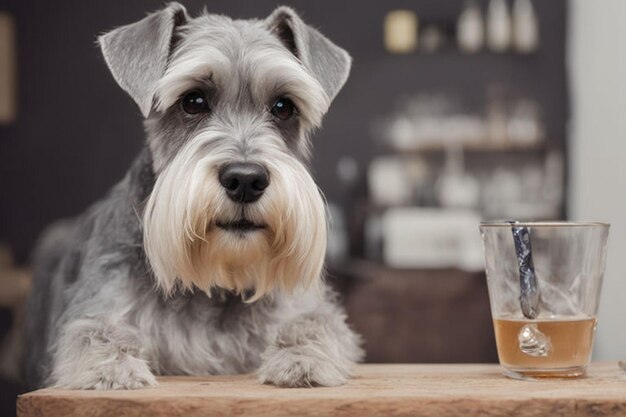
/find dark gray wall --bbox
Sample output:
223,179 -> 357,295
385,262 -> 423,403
0,0 -> 567,263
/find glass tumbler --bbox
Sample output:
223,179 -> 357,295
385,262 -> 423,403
480,222 -> 610,380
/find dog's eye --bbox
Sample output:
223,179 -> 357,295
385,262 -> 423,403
181,91 -> 209,114
270,97 -> 296,121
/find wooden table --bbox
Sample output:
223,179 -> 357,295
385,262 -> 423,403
17,363 -> 626,417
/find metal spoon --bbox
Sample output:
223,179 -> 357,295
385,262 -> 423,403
508,221 -> 540,319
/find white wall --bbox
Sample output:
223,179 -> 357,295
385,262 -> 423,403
569,0 -> 626,360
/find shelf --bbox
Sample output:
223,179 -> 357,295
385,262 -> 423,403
390,140 -> 545,153
387,49 -> 540,58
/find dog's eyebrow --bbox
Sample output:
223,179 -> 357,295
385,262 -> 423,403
246,48 -> 329,128
155,48 -> 230,112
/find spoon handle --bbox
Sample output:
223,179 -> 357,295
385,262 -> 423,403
509,222 -> 540,319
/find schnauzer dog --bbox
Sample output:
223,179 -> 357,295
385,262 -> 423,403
23,3 -> 362,390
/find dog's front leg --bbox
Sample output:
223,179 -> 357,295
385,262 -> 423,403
258,305 -> 363,388
49,317 -> 155,390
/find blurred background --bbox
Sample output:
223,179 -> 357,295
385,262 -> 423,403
0,0 -> 624,415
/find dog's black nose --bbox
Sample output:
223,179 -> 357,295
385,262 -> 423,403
218,163 -> 270,203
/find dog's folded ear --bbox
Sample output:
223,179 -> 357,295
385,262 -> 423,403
266,7 -> 352,103
98,2 -> 188,118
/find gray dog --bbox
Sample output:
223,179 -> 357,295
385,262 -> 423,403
23,3 -> 362,390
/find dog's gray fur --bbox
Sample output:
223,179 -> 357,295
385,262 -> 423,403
23,3 -> 362,390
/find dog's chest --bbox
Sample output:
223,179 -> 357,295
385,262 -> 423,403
135,291 -> 280,376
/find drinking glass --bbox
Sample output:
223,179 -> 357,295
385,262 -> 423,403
480,222 -> 610,379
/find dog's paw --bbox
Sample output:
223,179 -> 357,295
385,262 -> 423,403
55,354 -> 157,390
258,348 -> 349,388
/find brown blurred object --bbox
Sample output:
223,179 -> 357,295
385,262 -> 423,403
330,260 -> 497,363
0,244 -> 32,380
0,11 -> 17,124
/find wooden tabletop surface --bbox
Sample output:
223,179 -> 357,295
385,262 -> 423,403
17,362 -> 626,417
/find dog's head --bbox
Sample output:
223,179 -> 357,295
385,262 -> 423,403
98,3 -> 351,299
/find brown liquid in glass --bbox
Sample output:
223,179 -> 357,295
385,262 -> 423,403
493,317 -> 596,371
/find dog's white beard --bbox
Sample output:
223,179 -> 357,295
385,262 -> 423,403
143,134 -> 327,301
